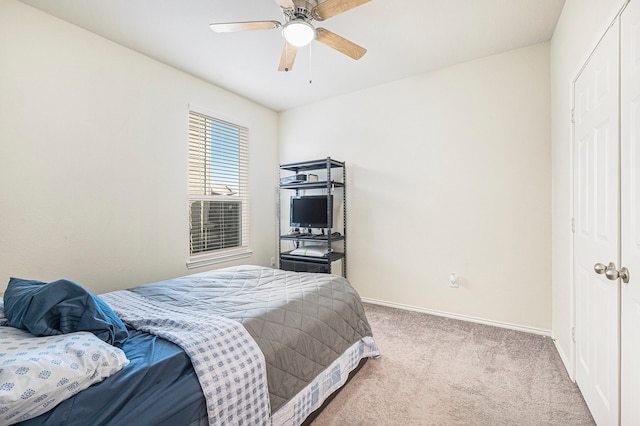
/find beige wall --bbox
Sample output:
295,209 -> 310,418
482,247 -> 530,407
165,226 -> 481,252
2,0 -> 581,339
550,0 -> 627,375
280,43 -> 552,331
0,1 -> 279,294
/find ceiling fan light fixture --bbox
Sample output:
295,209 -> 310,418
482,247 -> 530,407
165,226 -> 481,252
282,21 -> 315,47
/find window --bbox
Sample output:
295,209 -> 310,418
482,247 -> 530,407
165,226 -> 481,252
187,107 -> 250,267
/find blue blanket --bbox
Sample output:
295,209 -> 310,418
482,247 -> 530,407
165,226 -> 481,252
16,329 -> 206,426
3,278 -> 128,346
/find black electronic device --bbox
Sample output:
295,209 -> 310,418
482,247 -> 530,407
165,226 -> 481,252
290,195 -> 333,229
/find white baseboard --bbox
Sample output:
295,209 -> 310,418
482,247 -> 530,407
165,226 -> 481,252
552,336 -> 575,381
361,297 -> 551,337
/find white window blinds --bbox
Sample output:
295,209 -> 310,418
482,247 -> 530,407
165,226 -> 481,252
188,109 -> 249,262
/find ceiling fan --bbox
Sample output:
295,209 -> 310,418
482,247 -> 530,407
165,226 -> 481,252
210,0 -> 370,72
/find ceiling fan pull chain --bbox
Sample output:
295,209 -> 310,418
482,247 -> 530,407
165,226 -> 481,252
309,44 -> 313,84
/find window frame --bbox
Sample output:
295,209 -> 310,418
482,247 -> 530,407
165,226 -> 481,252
186,105 -> 251,269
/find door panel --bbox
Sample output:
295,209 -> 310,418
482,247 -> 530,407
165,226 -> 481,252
621,0 -> 640,423
573,18 -> 620,426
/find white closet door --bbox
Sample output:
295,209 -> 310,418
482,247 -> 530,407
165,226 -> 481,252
573,18 -> 620,426
621,0 -> 640,423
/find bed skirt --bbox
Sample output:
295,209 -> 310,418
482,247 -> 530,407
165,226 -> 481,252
185,335 -> 378,426
272,336 -> 379,425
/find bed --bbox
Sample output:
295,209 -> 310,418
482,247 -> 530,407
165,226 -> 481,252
0,265 -> 379,425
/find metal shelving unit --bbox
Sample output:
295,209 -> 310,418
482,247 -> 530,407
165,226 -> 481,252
278,157 -> 347,277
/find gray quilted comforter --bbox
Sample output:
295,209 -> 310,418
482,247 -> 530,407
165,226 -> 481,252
128,265 -> 375,413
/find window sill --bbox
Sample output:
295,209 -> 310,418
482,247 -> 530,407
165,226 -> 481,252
186,248 -> 252,269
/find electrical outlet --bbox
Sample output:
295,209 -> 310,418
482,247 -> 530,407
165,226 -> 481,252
448,273 -> 459,288
270,257 -> 276,267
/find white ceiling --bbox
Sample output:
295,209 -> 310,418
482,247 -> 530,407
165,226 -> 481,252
19,0 -> 566,112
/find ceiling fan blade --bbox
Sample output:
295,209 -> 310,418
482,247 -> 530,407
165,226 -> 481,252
274,0 -> 295,9
210,21 -> 281,33
278,42 -> 298,72
314,0 -> 371,20
315,28 -> 366,60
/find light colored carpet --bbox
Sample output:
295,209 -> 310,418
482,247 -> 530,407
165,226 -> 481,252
311,303 -> 595,425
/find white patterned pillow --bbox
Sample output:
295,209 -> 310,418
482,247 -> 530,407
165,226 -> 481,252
0,327 -> 129,425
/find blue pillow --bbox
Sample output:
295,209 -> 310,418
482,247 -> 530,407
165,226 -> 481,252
4,278 -> 128,347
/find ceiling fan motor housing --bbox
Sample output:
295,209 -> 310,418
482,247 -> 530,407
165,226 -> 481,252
284,0 -> 317,22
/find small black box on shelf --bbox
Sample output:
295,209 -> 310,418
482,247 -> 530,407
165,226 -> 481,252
280,259 -> 330,274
